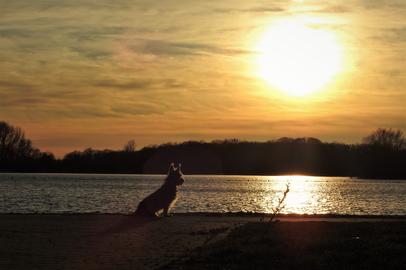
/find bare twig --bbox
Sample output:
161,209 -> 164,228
261,182 -> 290,223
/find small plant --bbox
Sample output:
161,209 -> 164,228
261,182 -> 290,222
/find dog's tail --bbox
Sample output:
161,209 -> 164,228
134,202 -> 144,216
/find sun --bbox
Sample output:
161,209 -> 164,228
255,17 -> 343,97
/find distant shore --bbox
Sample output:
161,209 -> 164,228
1,126 -> 406,179
1,213 -> 406,270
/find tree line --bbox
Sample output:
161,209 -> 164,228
1,121 -> 405,179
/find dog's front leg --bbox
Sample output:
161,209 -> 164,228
163,207 -> 170,217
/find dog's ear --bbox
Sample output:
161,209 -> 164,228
168,163 -> 175,174
178,163 -> 182,173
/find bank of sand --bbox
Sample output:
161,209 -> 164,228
1,214 -> 405,270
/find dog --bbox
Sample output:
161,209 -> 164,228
135,163 -> 185,217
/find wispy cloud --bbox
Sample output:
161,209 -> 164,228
123,39 -> 251,57
212,6 -> 286,14
0,80 -> 35,91
93,78 -> 185,90
315,5 -> 351,13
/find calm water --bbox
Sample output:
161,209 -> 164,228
0,173 -> 405,215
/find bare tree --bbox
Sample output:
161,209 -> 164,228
123,140 -> 136,152
363,128 -> 406,150
0,121 -> 36,160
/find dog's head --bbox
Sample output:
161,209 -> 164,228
167,163 -> 185,186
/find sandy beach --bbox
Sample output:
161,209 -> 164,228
1,214 -> 406,270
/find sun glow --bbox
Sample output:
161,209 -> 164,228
255,17 -> 343,97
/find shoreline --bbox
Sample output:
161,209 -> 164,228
2,212 -> 406,219
2,172 -> 406,180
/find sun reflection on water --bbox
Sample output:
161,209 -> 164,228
260,175 -> 321,214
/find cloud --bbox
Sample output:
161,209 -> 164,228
316,5 -> 351,13
126,39 -> 251,57
388,27 -> 406,42
110,103 -> 165,116
0,28 -> 34,38
212,6 -> 286,14
0,80 -> 35,91
93,78 -> 185,90
359,0 -> 406,9
70,46 -> 112,60
66,26 -> 128,42
369,26 -> 406,44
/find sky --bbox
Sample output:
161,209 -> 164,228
0,0 -> 405,157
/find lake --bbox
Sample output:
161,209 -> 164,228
0,173 -> 405,215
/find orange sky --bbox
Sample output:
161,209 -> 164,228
0,1 -> 405,157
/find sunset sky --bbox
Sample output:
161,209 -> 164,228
1,0 -> 405,156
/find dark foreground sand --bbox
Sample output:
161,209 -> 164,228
1,214 -> 405,270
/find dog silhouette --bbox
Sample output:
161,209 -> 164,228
135,163 -> 184,217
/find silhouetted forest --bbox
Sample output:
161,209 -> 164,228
1,121 -> 406,179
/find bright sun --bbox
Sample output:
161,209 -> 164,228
255,17 -> 343,97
